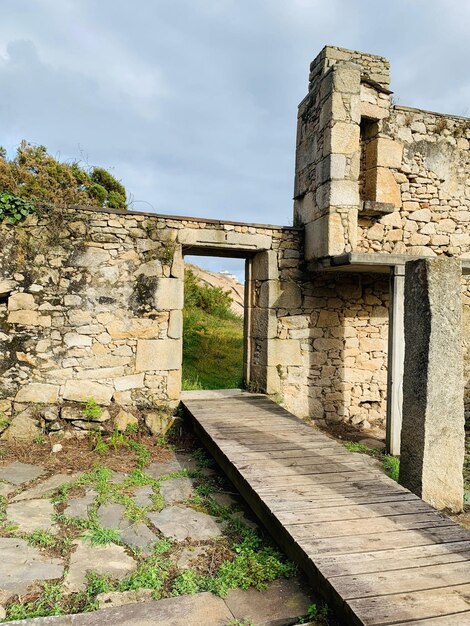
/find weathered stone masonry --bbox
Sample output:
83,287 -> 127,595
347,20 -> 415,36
1,45 -> 470,446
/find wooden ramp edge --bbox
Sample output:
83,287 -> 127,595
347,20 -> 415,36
182,392 -> 470,626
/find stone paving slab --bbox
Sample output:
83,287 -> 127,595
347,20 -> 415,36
176,545 -> 207,569
145,453 -> 197,479
148,505 -> 223,541
7,499 -> 57,533
119,520 -> 157,554
132,485 -> 154,508
12,473 -> 81,502
0,537 -> 64,598
225,577 -> 312,626
96,502 -> 125,530
0,482 -> 15,498
96,589 -> 154,610
64,540 -> 137,592
159,477 -> 193,504
2,592 -> 233,625
64,490 -> 97,520
0,462 -> 45,486
97,503 -> 157,553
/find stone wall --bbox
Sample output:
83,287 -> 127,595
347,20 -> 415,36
0,204 -> 391,437
357,108 -> 470,256
0,207 -> 315,438
292,44 -> 470,430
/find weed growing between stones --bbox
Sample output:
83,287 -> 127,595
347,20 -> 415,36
81,398 -> 102,421
6,582 -> 65,621
343,440 -> 400,481
26,529 -> 58,549
84,527 -> 121,546
0,429 -> 306,623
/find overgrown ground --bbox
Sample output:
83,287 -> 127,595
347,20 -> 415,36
182,268 -> 244,391
0,425 -> 328,624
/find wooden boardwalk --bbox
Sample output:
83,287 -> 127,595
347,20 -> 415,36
182,391 -> 470,626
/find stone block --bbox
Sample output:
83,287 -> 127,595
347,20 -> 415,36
366,138 -> 403,169
0,279 -> 16,297
1,411 -> 41,441
114,409 -> 138,432
326,121 -> 360,156
15,383 -> 59,404
408,208 -> 432,222
361,100 -> 389,120
365,167 -> 402,208
328,212 -> 347,256
167,369 -> 181,400
7,310 -> 41,326
225,577 -> 311,626
145,411 -> 175,436
154,278 -> 183,311
114,374 -> 145,391
107,318 -> 162,339
305,216 -> 329,260
64,333 -> 93,348
251,308 -> 277,339
330,180 -> 360,207
251,250 -> 278,281
267,339 -> 302,367
225,231 -> 272,249
332,63 -> 361,94
76,367 -> 125,380
8,292 -> 36,311
400,258 -> 465,512
135,339 -> 181,372
71,246 -> 111,267
168,309 -> 182,339
177,228 -> 227,246
62,380 -> 113,405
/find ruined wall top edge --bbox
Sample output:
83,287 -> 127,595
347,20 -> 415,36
62,205 -> 299,233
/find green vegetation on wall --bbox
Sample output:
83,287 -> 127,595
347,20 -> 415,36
182,268 -> 244,390
0,141 -> 127,217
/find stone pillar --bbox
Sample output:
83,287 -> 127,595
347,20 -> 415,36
399,258 -> 465,512
295,60 -> 361,261
386,265 -> 405,455
249,250 -> 281,394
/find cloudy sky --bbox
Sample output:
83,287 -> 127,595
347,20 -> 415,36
1,0 -> 469,279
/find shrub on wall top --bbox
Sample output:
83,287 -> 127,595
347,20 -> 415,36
0,141 -> 127,216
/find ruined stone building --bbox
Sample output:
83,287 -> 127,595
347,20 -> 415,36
1,46 -> 470,453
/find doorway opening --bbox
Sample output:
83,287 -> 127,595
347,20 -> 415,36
182,254 -> 248,391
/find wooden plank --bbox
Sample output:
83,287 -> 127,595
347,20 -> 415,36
235,460 -> 373,476
286,513 -> 453,540
315,542 -> 470,576
348,584 -> 470,625
276,500 -> 432,524
393,613 -> 470,625
267,493 -> 420,511
247,471 -> 387,487
300,525 -> 470,556
230,448 -> 353,460
332,559 -> 470,599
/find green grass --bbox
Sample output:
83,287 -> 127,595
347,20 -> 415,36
343,441 -> 400,482
84,526 -> 121,546
182,307 -> 244,390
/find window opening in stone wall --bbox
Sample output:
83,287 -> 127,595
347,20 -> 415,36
182,255 -> 246,391
360,117 -> 379,203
